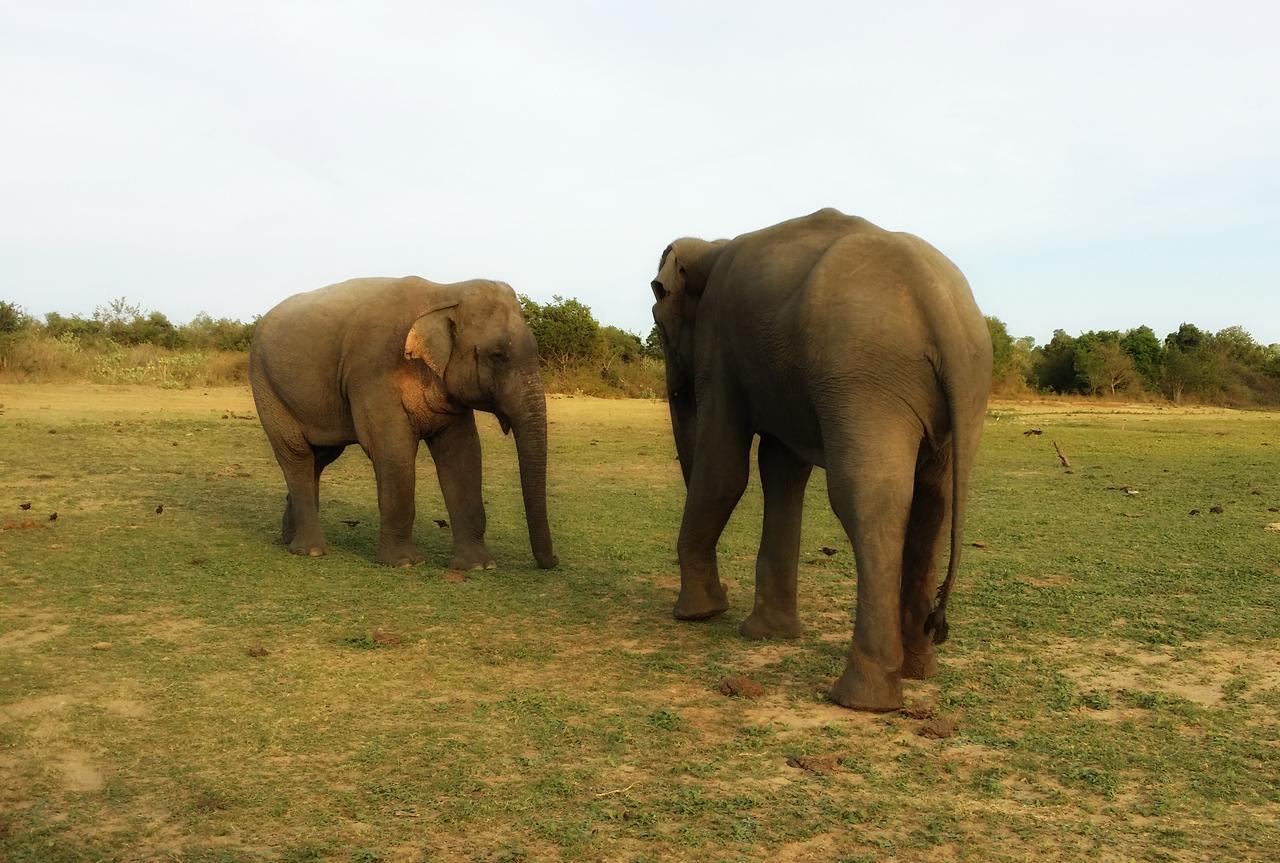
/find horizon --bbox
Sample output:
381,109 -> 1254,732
4,2 -> 1278,346
13,292 -> 1279,351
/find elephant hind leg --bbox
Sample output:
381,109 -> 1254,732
901,443 -> 952,680
257,402 -> 328,557
282,446 -> 344,544
825,424 -> 921,712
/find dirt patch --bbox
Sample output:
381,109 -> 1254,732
1020,572 -> 1073,588
1058,639 -> 1280,707
718,676 -> 764,698
736,642 -> 803,671
918,717 -> 958,739
58,749 -> 104,792
785,753 -> 846,774
744,699 -> 871,733
100,698 -> 148,719
144,616 -> 206,643
0,693 -> 75,721
0,622 -> 70,650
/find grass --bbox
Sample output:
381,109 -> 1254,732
1,384 -> 1279,862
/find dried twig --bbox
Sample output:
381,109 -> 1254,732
594,782 -> 638,798
1053,440 -> 1071,469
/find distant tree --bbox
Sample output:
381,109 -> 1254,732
185,312 -> 256,351
518,294 -> 600,365
1161,324 -> 1216,403
93,297 -> 142,327
1076,340 -> 1137,396
1166,322 -> 1206,352
985,316 -> 1034,392
1032,330 -> 1078,393
643,325 -> 664,360
0,300 -> 31,335
600,326 -> 644,363
44,311 -> 104,340
986,316 -> 1014,378
1119,326 -> 1162,390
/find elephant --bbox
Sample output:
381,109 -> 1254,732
649,208 -> 991,712
249,276 -> 558,571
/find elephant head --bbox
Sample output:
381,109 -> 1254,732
650,238 -> 727,486
405,281 -> 557,568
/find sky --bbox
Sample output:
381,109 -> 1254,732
3,0 -> 1278,346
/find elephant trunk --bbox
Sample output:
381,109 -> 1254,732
664,363 -> 697,487
504,371 -> 558,569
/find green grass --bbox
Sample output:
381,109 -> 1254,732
2,385 -> 1279,862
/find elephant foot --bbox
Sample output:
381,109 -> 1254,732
450,545 -> 496,571
739,609 -> 804,640
902,648 -> 938,680
828,661 -> 903,712
673,581 -> 729,621
287,538 -> 327,558
378,543 -> 426,568
534,551 -> 559,569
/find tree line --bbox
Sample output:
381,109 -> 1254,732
0,298 -> 255,351
3,297 -> 1278,405
988,318 -> 1280,406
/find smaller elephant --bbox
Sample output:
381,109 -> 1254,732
249,276 -> 557,570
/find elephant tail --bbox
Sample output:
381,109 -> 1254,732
923,353 -> 987,646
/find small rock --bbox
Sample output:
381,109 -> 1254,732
917,718 -> 957,739
1209,505 -> 1224,514
19,502 -> 31,510
1269,507 -> 1279,513
155,505 -> 164,514
246,645 -> 269,657
1189,509 -> 1201,516
48,512 -> 58,522
820,546 -> 839,556
718,676 -> 764,699
91,642 -> 112,651
372,628 -> 402,646
434,519 -> 449,528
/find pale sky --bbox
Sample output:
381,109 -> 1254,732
3,1 -> 1277,345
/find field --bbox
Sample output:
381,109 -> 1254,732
1,384 -> 1279,862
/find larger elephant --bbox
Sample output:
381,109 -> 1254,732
649,208 -> 991,712
249,276 -> 557,571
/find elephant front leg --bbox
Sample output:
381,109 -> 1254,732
367,427 -> 425,567
740,435 -> 811,640
427,414 -> 495,572
672,414 -> 751,621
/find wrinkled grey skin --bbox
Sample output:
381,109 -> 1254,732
650,209 -> 991,711
249,276 -> 557,571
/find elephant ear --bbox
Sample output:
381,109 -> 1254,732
404,301 -> 459,378
651,244 -> 685,302
651,239 -> 714,303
